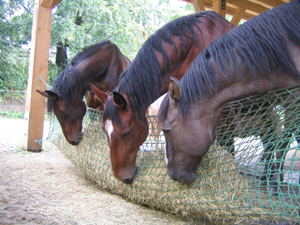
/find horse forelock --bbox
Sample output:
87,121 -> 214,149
111,11 -> 227,120
102,97 -> 123,126
47,64 -> 86,113
157,94 -> 170,124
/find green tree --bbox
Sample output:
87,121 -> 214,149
51,0 -> 194,60
0,0 -> 33,90
0,0 -> 195,90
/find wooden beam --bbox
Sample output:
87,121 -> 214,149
24,0 -> 53,151
179,0 -> 289,22
230,7 -> 246,25
192,0 -> 205,11
212,0 -> 226,17
227,0 -> 268,14
247,0 -> 285,9
41,0 -> 62,9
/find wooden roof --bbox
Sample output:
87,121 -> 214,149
181,0 -> 290,25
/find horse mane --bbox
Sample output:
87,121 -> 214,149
160,0 -> 300,121
103,11 -> 227,123
47,65 -> 85,114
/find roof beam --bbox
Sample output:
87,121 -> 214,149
248,0 -> 285,9
41,0 -> 62,9
230,6 -> 246,25
192,0 -> 205,11
212,0 -> 226,17
184,0 -> 289,21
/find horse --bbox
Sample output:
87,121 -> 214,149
36,40 -> 131,145
217,98 -> 281,158
158,0 -> 300,190
146,94 -> 166,142
90,11 -> 235,184
85,90 -> 104,111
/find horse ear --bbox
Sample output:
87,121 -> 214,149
36,90 -> 59,101
45,90 -> 59,101
36,90 -> 49,97
168,77 -> 181,101
112,92 -> 127,109
90,84 -> 108,104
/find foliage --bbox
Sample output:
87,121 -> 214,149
51,0 -> 195,60
47,62 -> 62,87
0,0 -> 195,90
0,58 -> 29,91
0,110 -> 24,118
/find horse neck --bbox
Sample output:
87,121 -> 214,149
159,19 -> 234,96
210,72 -> 300,116
74,48 -> 113,84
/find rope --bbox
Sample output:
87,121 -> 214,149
35,138 -> 43,145
38,76 -> 52,90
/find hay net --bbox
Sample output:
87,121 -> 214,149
47,85 -> 300,223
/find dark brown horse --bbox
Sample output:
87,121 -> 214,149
85,90 -> 104,111
158,1 -> 300,188
37,40 -> 130,145
91,11 -> 235,184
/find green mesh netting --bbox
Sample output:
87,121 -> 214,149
47,85 -> 300,223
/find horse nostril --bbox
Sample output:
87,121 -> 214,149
121,167 -> 139,184
122,178 -> 134,184
180,172 -> 197,185
78,132 -> 84,140
70,141 -> 79,146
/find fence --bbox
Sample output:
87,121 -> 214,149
0,90 -> 26,118
46,85 -> 300,223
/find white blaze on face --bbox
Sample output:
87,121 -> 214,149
165,148 -> 168,166
105,119 -> 114,144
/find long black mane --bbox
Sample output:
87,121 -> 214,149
159,0 -> 300,121
47,40 -> 112,113
103,11 -> 228,124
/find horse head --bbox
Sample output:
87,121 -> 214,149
37,89 -> 86,145
91,84 -> 149,184
158,78 -> 217,185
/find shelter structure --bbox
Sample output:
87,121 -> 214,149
24,0 -> 291,151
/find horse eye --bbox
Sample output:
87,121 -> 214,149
162,129 -> 171,135
122,131 -> 130,138
63,112 -> 69,119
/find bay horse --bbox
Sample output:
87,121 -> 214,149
36,40 -> 131,145
85,90 -> 104,111
158,0 -> 300,188
91,11 -> 235,183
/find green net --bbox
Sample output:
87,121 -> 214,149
47,85 -> 300,223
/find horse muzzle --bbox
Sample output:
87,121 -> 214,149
68,132 -> 84,146
167,167 -> 197,185
120,166 -> 138,184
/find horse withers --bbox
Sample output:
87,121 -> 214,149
158,0 -> 300,189
91,11 -> 234,184
37,40 -> 130,145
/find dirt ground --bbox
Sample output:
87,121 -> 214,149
0,119 -> 202,225
0,118 -> 299,225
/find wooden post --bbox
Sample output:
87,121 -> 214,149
192,0 -> 205,12
212,0 -> 226,18
231,7 -> 246,26
24,0 -> 53,151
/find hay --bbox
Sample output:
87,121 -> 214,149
48,113 -> 299,223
